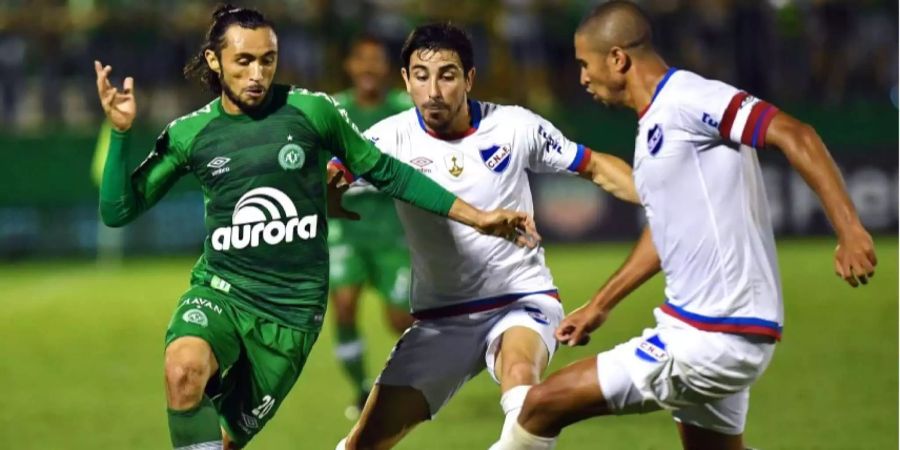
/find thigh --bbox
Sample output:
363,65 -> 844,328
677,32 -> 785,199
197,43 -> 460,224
165,286 -> 241,375
673,388 -> 750,438
217,313 -> 320,448
485,294 -> 564,383
376,317 -> 491,416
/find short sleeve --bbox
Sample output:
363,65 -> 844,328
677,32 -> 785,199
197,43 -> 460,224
680,79 -> 779,149
523,110 -> 590,174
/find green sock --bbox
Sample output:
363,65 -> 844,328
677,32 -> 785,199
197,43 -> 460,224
167,396 -> 223,449
334,324 -> 369,397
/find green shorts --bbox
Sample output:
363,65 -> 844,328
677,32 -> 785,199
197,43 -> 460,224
165,286 -> 319,448
328,240 -> 410,310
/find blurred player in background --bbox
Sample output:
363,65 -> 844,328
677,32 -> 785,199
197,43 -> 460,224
93,5 -> 535,449
335,23 -> 639,450
492,2 -> 878,450
328,34 -> 416,420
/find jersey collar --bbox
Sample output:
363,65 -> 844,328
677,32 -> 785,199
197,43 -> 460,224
415,99 -> 482,140
638,67 -> 678,120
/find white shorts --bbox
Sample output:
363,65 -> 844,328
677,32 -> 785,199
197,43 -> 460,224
595,309 -> 776,435
376,294 -> 564,416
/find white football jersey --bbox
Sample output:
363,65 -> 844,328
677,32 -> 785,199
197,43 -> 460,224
364,100 -> 591,318
634,68 -> 784,340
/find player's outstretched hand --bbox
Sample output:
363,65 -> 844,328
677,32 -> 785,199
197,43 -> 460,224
834,226 -> 877,287
94,60 -> 136,132
556,303 -> 608,347
476,209 -> 541,248
327,169 -> 361,221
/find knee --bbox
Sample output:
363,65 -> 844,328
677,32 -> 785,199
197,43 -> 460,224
331,295 -> 357,326
501,359 -> 542,387
519,383 -> 561,422
164,341 -> 214,408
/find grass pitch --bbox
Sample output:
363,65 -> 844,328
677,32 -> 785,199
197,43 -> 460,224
1,237 -> 896,449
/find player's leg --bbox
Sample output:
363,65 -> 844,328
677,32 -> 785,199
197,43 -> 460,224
329,242 -> 371,415
216,309 -> 321,448
484,295 -> 562,441
340,384 -> 431,450
164,287 -> 241,450
340,316 -> 489,449
672,388 -> 750,450
371,247 -> 414,334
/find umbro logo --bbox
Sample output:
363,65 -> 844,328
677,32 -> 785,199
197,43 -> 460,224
208,156 -> 231,176
410,156 -> 433,173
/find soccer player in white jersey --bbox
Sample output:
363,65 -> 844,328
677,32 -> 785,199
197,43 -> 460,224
334,23 -> 640,449
491,2 -> 878,450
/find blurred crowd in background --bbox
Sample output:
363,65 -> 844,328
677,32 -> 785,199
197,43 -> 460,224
0,0 -> 897,131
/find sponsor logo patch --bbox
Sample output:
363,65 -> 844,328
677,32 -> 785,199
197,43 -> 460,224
207,156 -> 231,176
212,187 -> 317,251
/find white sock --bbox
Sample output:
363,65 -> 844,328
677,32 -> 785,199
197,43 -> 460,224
335,437 -> 347,450
490,422 -> 557,450
500,385 -> 532,439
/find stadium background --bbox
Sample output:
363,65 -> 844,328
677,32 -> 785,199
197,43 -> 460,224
0,0 -> 897,448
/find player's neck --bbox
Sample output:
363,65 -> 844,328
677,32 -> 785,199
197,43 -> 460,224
354,88 -> 385,108
627,57 -> 669,116
427,101 -> 472,138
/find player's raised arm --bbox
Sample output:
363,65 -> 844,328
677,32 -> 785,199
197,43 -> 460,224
577,151 -> 640,204
557,226 -> 660,347
94,61 -> 188,227
764,112 -> 876,287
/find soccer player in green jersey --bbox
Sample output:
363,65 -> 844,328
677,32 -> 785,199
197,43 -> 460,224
93,5 -> 537,449
328,34 -> 416,419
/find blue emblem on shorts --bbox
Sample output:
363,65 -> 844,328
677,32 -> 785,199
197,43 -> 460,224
647,124 -> 664,156
524,306 -> 549,325
479,144 -> 512,173
635,334 -> 668,362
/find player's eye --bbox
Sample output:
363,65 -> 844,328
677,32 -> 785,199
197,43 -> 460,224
237,58 -> 251,65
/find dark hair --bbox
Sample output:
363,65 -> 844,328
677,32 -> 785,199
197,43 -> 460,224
400,23 -> 474,75
183,4 -> 274,93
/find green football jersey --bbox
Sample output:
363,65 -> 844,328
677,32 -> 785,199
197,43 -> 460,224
99,84 -> 456,330
330,88 -> 412,244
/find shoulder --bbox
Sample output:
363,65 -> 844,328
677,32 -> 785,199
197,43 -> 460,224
664,70 -> 739,111
286,85 -> 342,113
479,101 -> 545,128
366,108 -> 415,138
165,99 -> 220,149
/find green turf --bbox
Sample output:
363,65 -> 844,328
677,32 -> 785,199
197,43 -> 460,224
1,237 -> 896,449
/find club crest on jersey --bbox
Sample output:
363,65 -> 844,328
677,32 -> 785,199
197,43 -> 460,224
479,144 -> 512,173
647,124 -> 664,156
278,138 -> 305,170
182,309 -> 208,327
444,151 -> 464,177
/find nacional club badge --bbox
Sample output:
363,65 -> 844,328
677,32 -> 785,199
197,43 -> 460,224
647,124 -> 664,156
278,135 -> 305,170
479,144 -> 512,173
444,151 -> 464,177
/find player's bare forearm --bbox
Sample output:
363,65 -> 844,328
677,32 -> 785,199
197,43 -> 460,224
588,226 -> 660,313
579,151 -> 640,204
447,199 -> 541,248
765,112 -> 863,237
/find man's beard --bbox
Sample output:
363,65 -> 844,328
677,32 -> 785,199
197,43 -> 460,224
424,100 -> 465,133
222,78 -> 266,113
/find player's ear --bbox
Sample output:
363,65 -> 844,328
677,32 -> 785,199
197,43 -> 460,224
401,67 -> 411,93
205,49 -> 221,74
609,47 -> 629,74
465,67 -> 476,93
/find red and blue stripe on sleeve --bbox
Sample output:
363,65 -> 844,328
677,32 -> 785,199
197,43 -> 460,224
718,92 -> 779,149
